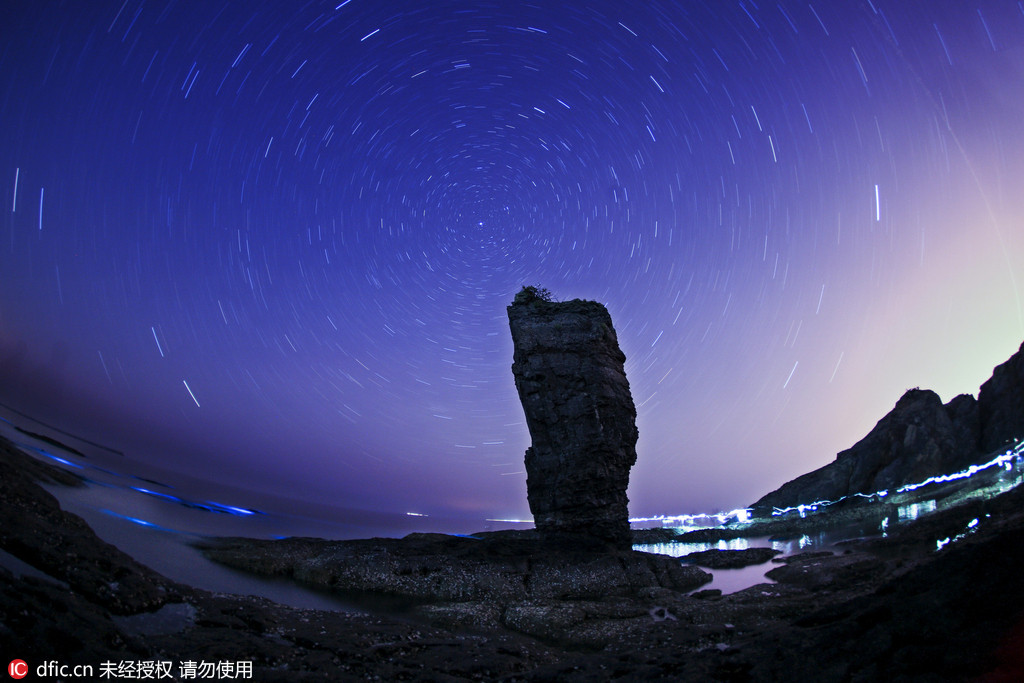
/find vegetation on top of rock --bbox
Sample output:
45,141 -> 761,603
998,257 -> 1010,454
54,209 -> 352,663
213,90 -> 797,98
513,285 -> 555,305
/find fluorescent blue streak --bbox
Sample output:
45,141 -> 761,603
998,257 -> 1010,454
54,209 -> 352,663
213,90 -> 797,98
99,508 -> 169,531
19,444 -> 83,468
630,507 -> 753,529
770,443 -> 1024,517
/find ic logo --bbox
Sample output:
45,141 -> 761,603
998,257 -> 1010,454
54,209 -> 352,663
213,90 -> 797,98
8,660 -> 27,679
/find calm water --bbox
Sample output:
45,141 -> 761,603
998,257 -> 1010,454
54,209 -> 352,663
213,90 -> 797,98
633,533 -> 840,594
1,412 -> 523,611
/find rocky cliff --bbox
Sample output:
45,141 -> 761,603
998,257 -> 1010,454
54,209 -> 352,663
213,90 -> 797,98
979,340 -> 1024,453
754,340 -> 1024,511
507,288 -> 638,548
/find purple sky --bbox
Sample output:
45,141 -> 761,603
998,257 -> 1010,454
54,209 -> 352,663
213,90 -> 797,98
2,1 -> 1023,523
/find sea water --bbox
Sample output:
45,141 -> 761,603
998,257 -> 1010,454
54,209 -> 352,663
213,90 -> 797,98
0,413 -> 505,612
0,414 -> 838,604
632,533 -> 844,595
8,410 -> 1021,608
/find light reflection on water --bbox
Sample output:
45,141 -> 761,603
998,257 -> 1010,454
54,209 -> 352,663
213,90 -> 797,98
898,499 -> 936,522
700,564 -> 779,595
632,538 -> 777,594
764,444 -> 1024,518
635,441 -> 1024,593
25,466 -> 394,612
634,533 -> 838,594
635,533 -> 824,560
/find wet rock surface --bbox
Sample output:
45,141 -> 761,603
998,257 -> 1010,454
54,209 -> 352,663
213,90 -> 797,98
199,530 -> 712,603
764,551 -> 886,590
679,548 -> 781,569
507,290 -> 638,548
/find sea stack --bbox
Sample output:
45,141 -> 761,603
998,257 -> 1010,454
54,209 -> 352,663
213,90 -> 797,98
507,287 -> 638,548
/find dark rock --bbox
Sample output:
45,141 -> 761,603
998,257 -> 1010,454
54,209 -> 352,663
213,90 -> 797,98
979,339 -> 1024,453
111,602 -> 197,636
944,392 -> 983,469
680,548 -> 782,569
412,601 -> 504,631
742,492 -> 1024,683
200,531 -> 712,603
765,552 -> 885,590
753,339 -> 1024,513
507,289 -> 638,548
500,598 -> 658,647
844,389 -> 980,490
632,527 -> 683,544
0,437 -> 181,615
753,389 -> 984,511
14,426 -> 89,458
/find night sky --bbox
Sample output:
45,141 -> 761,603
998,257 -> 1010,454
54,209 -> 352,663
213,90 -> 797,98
2,1 -> 1023,523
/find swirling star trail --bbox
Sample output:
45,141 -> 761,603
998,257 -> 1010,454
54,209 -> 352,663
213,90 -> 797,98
2,1 -> 1023,520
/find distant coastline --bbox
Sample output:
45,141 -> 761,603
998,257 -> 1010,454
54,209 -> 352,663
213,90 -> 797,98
0,399 -> 124,456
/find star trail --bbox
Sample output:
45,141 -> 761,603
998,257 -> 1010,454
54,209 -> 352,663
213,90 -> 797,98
1,1 -> 1023,523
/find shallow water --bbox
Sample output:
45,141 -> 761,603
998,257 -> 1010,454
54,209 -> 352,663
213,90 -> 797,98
1,414 -> 499,612
701,564 -> 778,594
633,534 -> 840,594
46,485 -> 368,612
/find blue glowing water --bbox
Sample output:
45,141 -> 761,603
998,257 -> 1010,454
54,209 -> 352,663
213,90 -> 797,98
0,413 -> 508,612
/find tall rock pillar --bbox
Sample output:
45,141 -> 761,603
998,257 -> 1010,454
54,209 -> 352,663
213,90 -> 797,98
507,287 -> 638,548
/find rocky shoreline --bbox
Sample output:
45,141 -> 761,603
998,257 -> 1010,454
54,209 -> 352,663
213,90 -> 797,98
4,434 -> 1024,680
